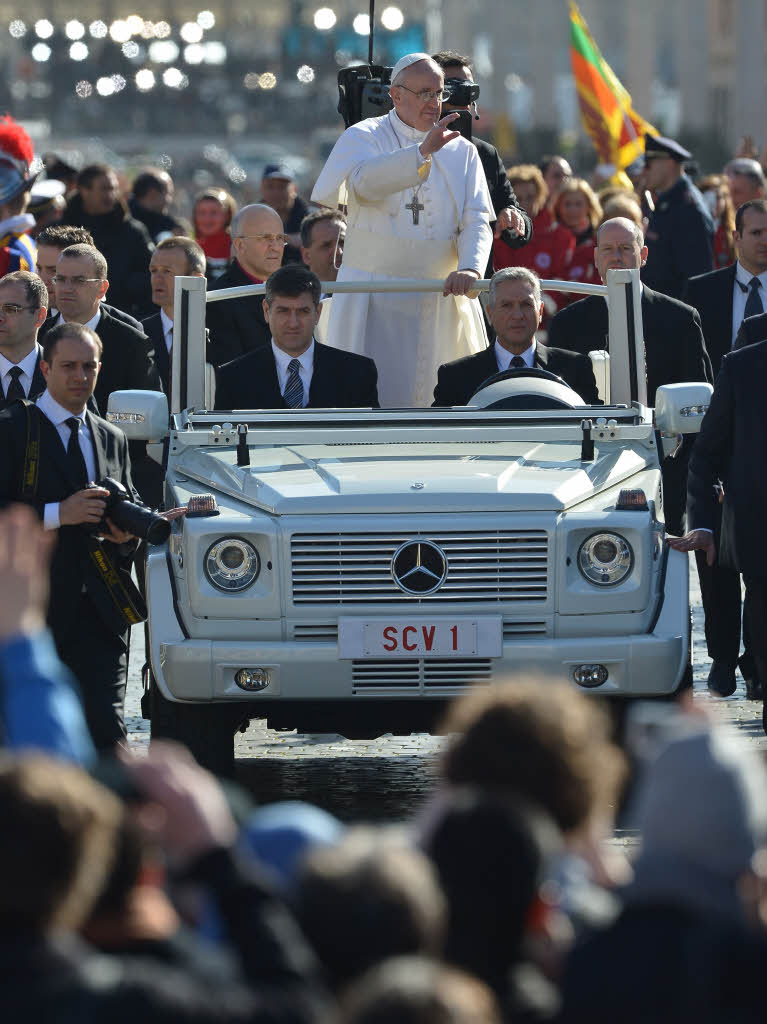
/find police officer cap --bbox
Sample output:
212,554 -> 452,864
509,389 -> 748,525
644,134 -> 691,163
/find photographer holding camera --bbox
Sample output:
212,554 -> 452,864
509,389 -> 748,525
0,322 -> 183,752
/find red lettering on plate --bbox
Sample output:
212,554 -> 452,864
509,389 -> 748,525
403,626 -> 417,651
422,625 -> 436,651
382,626 -> 397,651
450,625 -> 458,650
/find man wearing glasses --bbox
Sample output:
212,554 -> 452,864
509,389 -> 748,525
312,52 -> 493,407
206,203 -> 288,366
0,271 -> 50,406
38,242 -> 161,502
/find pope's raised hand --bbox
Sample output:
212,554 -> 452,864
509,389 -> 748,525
419,113 -> 461,158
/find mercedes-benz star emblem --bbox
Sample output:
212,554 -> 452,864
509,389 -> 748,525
391,540 -> 448,596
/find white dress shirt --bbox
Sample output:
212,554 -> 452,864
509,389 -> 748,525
56,309 -> 102,332
0,344 -> 40,399
731,263 -> 767,347
272,339 -> 314,408
495,339 -> 536,371
36,389 -> 97,530
160,308 -> 173,354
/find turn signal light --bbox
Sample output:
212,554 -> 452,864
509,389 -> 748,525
615,488 -> 648,511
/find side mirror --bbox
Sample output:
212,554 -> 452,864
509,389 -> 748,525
655,382 -> 713,436
107,390 -> 169,441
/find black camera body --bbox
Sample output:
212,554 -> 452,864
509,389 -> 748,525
444,78 -> 480,107
90,477 -> 170,545
337,65 -> 393,128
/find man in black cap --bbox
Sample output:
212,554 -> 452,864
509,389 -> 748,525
260,163 -> 312,265
641,134 -> 714,299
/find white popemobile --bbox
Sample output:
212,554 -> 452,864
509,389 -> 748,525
108,269 -> 712,771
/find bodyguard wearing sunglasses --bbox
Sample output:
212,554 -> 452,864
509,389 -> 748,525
0,271 -> 51,406
433,50 -> 532,256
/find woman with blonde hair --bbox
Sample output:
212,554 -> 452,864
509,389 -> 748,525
698,173 -> 736,268
553,178 -> 602,305
192,187 -> 237,280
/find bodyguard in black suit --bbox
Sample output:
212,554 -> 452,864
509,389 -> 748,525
206,204 -> 287,366
670,340 -> 767,729
0,324 -> 147,751
0,271 -> 49,406
433,266 -> 599,407
215,264 -> 379,410
734,310 -> 767,350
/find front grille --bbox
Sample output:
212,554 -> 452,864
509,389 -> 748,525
502,620 -> 548,639
291,531 -> 549,605
294,624 -> 339,643
352,658 -> 492,690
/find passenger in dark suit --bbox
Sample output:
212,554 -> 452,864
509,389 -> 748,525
142,236 -> 208,397
434,266 -> 598,408
547,217 -> 711,542
215,264 -> 379,410
0,324 -> 155,751
206,204 -> 285,366
37,242 -> 162,505
669,340 -> 767,732
681,200 -> 767,696
735,310 -> 767,350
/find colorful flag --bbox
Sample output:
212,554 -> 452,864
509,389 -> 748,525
569,1 -> 656,180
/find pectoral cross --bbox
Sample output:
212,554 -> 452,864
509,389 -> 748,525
405,196 -> 424,224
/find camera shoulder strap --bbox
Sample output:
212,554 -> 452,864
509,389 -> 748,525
86,537 -> 147,628
21,400 -> 41,499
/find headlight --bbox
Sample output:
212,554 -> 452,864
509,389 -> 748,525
578,532 -> 633,587
205,538 -> 260,592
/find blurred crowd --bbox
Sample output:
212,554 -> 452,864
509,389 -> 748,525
3,502 -> 767,1023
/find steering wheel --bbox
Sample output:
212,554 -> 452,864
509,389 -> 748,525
468,367 -> 584,410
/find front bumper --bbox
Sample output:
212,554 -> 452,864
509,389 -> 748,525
148,547 -> 690,703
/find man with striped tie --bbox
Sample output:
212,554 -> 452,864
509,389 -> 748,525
214,264 -> 379,411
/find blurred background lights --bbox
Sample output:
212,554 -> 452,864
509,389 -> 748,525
352,13 -> 370,35
297,65 -> 315,83
163,67 -> 189,88
89,21 -> 108,38
259,72 -> 277,89
65,20 -> 85,40
31,42 -> 51,61
111,74 -> 126,92
313,7 -> 337,30
180,22 -> 203,43
203,41 -> 226,64
243,72 -> 260,89
148,39 -> 180,63
34,19 -> 53,39
196,11 -> 215,29
154,21 -> 171,38
9,20 -> 26,38
69,41 -> 88,60
380,6 -> 404,30
109,21 -> 131,43
75,80 -> 93,98
126,15 -> 144,34
140,21 -> 156,38
122,40 -> 140,58
96,76 -> 116,96
135,68 -> 155,90
184,44 -> 204,64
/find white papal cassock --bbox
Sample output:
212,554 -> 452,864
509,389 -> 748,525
311,108 -> 493,407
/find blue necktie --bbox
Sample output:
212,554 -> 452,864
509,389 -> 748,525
744,276 -> 764,321
283,358 -> 304,408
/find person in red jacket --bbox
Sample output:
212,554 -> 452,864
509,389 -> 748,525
493,164 -> 574,282
553,178 -> 602,307
699,173 -> 736,269
192,187 -> 237,282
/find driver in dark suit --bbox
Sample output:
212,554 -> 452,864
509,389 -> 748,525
432,266 -> 599,407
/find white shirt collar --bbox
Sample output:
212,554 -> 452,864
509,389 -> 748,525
495,339 -> 536,370
36,387 -> 87,426
389,108 -> 429,144
160,308 -> 173,335
56,308 -> 102,331
734,261 -> 767,291
0,343 -> 39,381
271,338 -> 315,374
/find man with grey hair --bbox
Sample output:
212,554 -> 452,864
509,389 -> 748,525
206,202 -> 286,366
725,157 -> 766,211
432,266 -> 598,405
312,52 -> 493,407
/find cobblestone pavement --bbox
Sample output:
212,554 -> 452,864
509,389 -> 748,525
125,555 -> 763,823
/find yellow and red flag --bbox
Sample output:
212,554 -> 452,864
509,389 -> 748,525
569,1 -> 656,182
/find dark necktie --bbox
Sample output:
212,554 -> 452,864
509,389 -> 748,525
65,417 -> 89,488
744,276 -> 764,321
283,358 -> 304,408
510,355 -> 526,369
5,366 -> 24,401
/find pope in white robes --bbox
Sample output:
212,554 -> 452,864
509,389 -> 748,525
311,53 -> 493,407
